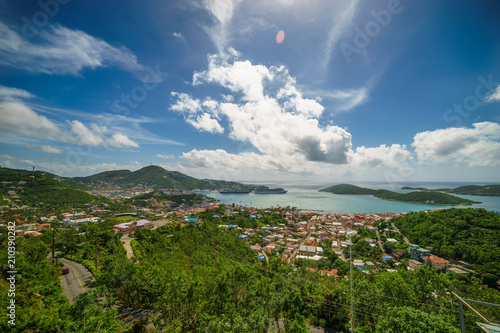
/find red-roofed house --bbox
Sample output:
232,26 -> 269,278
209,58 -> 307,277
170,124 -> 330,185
423,256 -> 449,270
408,259 -> 423,270
251,245 -> 261,251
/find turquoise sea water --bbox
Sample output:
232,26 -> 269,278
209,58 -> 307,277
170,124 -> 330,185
205,185 -> 500,214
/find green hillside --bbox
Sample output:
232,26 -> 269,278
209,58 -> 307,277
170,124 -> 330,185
62,165 -> 251,191
394,208 -> 500,280
0,169 -> 97,209
319,184 -> 377,195
375,190 -> 480,206
83,169 -> 132,180
446,184 -> 500,196
401,184 -> 500,196
320,184 -> 479,206
121,165 -> 199,188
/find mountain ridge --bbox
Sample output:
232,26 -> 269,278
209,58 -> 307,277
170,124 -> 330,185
55,165 -> 251,191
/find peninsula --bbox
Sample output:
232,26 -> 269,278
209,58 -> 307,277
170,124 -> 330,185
320,184 -> 480,206
401,184 -> 500,196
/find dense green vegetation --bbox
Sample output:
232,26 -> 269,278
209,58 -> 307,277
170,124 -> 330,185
319,184 -> 378,195
320,184 -> 480,205
447,184 -> 500,196
2,213 -> 500,332
402,184 -> 500,196
394,208 -> 500,282
375,190 -> 480,206
0,231 -> 126,332
0,169 -> 98,210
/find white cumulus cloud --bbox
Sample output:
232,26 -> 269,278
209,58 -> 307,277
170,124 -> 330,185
172,53 -> 352,165
412,122 -> 500,166
352,144 -> 411,168
186,113 -> 224,134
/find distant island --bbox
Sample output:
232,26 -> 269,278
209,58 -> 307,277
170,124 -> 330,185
402,184 -> 500,197
320,184 -> 481,206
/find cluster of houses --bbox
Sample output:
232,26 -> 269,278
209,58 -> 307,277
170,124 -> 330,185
223,209 -> 402,268
219,207 -> 471,277
87,181 -> 154,200
1,180 -> 28,209
1,178 -> 473,278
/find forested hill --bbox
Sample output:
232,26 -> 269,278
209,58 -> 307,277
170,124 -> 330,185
0,169 -> 97,209
63,165 -> 251,190
394,208 -> 500,279
320,184 -> 480,206
402,184 -> 500,196
319,184 -> 377,195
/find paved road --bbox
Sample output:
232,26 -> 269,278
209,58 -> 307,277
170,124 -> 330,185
375,229 -> 386,254
391,222 -> 410,245
121,234 -> 135,259
59,258 -> 94,304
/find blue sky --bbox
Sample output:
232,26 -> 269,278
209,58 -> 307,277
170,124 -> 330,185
0,0 -> 499,183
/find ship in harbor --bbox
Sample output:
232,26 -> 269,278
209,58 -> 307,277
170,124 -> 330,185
220,188 -> 250,194
254,186 -> 287,194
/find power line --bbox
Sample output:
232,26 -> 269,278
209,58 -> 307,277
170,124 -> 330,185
212,241 -> 466,331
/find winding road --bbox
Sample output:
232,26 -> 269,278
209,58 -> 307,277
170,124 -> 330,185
58,258 -> 94,304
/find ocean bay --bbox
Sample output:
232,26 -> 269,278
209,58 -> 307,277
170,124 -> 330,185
205,186 -> 500,214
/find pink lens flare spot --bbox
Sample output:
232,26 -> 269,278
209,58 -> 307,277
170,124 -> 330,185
276,30 -> 285,44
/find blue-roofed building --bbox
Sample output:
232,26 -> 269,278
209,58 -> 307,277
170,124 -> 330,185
383,255 -> 393,263
238,234 -> 247,241
258,255 -> 265,259
186,218 -> 198,222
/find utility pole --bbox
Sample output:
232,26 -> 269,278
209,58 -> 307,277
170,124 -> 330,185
452,291 -> 500,333
347,230 -> 357,332
52,226 -> 55,264
95,235 -> 98,273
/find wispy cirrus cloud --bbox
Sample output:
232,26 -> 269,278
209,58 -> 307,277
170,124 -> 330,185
0,85 -> 35,99
301,85 -> 369,112
320,0 -> 360,70
485,85 -> 500,103
25,144 -> 65,154
157,153 -> 176,159
0,23 -> 145,77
